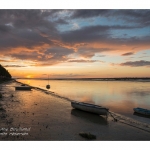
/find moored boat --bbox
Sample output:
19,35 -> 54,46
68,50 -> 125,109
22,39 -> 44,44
133,108 -> 150,116
71,101 -> 109,115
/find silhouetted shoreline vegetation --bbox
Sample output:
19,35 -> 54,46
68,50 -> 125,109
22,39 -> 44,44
0,64 -> 12,83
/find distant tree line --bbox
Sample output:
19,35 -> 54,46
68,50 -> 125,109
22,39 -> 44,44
0,64 -> 12,81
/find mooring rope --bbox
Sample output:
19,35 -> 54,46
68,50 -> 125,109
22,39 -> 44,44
108,111 -> 118,122
108,111 -> 150,133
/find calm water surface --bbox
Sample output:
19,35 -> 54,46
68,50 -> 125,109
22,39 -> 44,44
17,79 -> 150,124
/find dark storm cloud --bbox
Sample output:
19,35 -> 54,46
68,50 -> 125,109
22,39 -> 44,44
0,9 -> 62,26
54,18 -> 68,24
10,47 -> 75,66
61,25 -> 139,43
11,52 -> 40,60
71,10 -> 150,26
120,60 -> 150,67
3,65 -> 26,67
121,52 -> 134,56
67,59 -> 101,63
0,29 -> 52,51
0,24 -> 12,33
0,9 -> 60,34
77,48 -> 112,58
71,9 -> 112,19
45,47 -> 74,58
0,9 -> 150,67
113,10 -> 150,26
0,10 -> 60,55
0,10 -> 71,53
122,36 -> 150,46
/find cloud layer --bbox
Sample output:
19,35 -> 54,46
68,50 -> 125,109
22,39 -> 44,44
120,60 -> 150,67
0,10 -> 150,67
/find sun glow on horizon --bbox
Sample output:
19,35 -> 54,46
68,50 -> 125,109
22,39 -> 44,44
26,75 -> 32,78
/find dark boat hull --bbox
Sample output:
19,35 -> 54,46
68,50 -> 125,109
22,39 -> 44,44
133,108 -> 150,116
15,86 -> 32,90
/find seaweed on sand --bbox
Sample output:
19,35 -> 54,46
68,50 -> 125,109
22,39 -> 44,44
79,132 -> 96,140
0,113 -> 7,119
0,107 -> 6,112
0,93 -> 2,98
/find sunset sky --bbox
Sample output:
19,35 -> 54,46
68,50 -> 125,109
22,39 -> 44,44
0,9 -> 150,78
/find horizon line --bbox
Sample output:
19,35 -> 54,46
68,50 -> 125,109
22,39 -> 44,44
13,77 -> 150,79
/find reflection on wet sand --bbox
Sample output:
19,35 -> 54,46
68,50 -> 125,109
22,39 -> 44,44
105,99 -> 137,114
18,79 -> 150,124
71,109 -> 108,125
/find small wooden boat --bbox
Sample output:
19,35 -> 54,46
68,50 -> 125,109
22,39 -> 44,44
15,86 -> 32,90
133,108 -> 150,116
71,101 -> 109,115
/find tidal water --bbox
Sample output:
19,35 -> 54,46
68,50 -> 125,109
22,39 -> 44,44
17,79 -> 150,124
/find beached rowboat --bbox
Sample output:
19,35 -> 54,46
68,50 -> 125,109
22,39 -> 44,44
71,101 -> 109,115
133,108 -> 150,116
15,86 -> 32,90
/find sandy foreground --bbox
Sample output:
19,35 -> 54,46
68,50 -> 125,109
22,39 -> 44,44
0,80 -> 150,141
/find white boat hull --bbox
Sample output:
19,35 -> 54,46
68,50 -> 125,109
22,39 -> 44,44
71,101 -> 108,115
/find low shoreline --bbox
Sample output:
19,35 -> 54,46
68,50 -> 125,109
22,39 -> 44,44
15,80 -> 73,102
0,80 -> 150,141
15,77 -> 150,80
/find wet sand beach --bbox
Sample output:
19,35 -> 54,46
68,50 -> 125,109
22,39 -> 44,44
0,81 -> 150,141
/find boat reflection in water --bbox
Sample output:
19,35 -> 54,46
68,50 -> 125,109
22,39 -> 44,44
71,109 -> 108,125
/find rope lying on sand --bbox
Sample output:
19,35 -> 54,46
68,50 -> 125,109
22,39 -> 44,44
109,111 -> 150,133
108,111 -> 118,122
